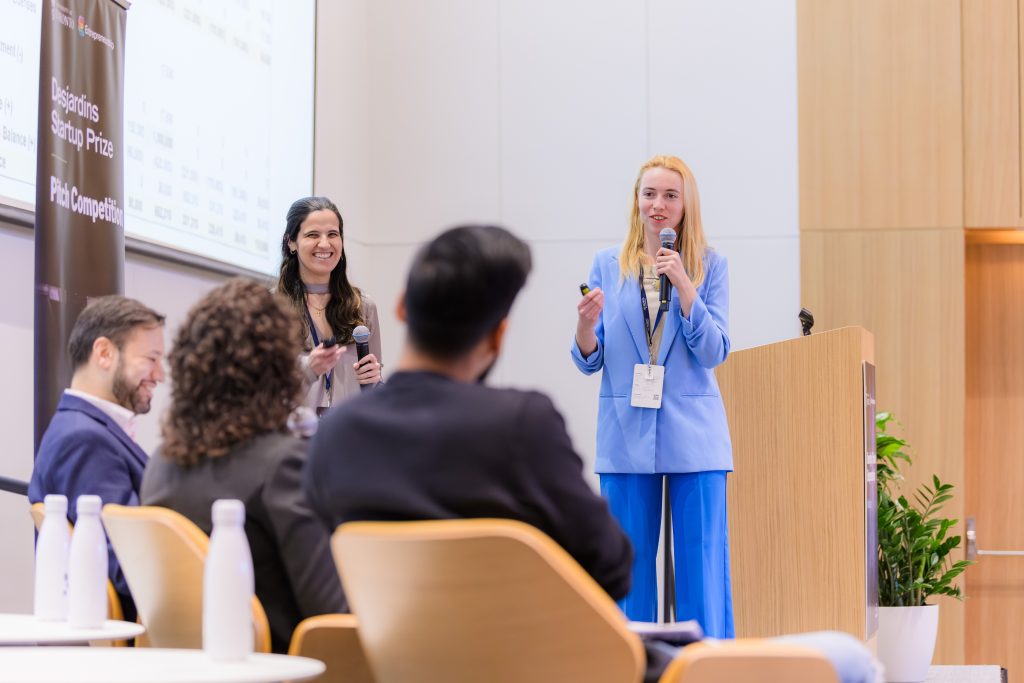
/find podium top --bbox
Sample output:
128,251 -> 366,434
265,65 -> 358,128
728,325 -> 873,365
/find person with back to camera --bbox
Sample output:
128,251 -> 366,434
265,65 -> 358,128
277,196 -> 382,417
307,224 -> 878,683
571,155 -> 735,636
141,278 -> 346,654
305,224 -> 634,603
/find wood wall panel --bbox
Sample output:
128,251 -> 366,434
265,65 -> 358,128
963,0 -> 1020,227
800,228 -> 965,662
798,0 -> 963,231
965,243 -> 1024,672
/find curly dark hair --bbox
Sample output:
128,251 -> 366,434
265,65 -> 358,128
161,278 -> 304,467
276,196 -> 365,346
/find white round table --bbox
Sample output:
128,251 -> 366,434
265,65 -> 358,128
0,648 -> 326,683
0,613 -> 145,644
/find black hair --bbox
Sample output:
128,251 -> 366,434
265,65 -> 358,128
276,196 -> 364,345
67,296 -> 165,369
404,225 -> 532,359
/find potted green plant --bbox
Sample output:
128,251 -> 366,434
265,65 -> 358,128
875,412 -> 972,682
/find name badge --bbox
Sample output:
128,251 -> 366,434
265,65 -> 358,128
631,364 -> 664,409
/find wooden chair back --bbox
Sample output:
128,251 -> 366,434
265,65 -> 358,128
289,614 -> 375,683
332,518 -> 645,683
100,504 -> 270,652
659,639 -> 841,683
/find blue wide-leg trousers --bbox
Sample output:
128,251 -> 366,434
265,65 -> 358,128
599,471 -> 735,638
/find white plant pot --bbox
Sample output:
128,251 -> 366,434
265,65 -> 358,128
877,605 -> 939,683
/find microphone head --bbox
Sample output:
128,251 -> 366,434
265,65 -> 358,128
352,325 -> 371,344
659,227 -> 677,248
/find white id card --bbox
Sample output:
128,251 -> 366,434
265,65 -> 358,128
631,364 -> 665,409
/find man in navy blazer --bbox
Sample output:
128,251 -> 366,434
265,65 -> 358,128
29,296 -> 166,621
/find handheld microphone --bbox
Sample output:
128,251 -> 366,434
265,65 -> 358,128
658,227 -> 676,311
352,325 -> 372,391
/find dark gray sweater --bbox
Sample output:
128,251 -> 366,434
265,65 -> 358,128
142,432 -> 346,653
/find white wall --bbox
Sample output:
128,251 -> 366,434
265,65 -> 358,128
0,222 -> 40,613
315,0 -> 801,479
0,0 -> 799,612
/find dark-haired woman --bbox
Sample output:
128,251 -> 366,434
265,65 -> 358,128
278,196 -> 382,415
141,279 -> 346,653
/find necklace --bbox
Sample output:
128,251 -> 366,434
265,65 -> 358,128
308,303 -> 327,321
307,296 -> 329,321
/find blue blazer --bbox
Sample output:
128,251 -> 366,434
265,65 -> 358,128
29,393 -> 148,615
571,246 -> 733,474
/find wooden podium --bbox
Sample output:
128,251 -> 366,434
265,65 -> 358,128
716,326 -> 877,642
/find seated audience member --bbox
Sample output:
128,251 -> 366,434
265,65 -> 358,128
141,279 -> 345,653
304,225 -> 878,683
29,296 -> 167,621
305,225 -> 633,600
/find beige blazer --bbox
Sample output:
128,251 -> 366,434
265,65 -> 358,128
300,293 -> 383,411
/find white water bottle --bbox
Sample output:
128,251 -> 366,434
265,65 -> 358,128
203,499 -> 254,661
67,495 -> 108,629
34,494 -> 71,621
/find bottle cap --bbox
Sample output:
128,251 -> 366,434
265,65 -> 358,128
212,499 -> 245,526
43,494 -> 68,515
76,495 -> 101,515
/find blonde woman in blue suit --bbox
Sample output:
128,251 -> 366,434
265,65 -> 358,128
571,155 -> 734,637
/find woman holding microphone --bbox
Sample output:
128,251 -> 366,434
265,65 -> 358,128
278,196 -> 382,415
571,155 -> 733,637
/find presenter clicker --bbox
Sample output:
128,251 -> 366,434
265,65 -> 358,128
570,155 -> 734,637
277,197 -> 383,416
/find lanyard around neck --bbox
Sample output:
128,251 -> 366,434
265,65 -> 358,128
638,272 -> 665,366
305,306 -> 333,399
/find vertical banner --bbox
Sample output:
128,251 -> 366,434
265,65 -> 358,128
34,0 -> 128,451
